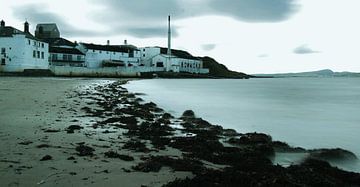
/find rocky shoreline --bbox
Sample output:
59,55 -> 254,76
70,80 -> 360,186
1,79 -> 359,186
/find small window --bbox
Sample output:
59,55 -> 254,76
41,43 -> 44,48
143,54 -> 145,57
99,51 -> 102,54
33,41 -> 36,46
113,52 -> 116,55
28,40 -> 31,45
9,58 -> 11,62
77,55 -> 81,61
1,58 -> 5,65
33,50 -> 36,58
37,51 -> 40,58
93,49 -> 95,52
1,48 -> 5,54
41,52 -> 44,59
106,51 -> 109,54
9,47 -> 11,50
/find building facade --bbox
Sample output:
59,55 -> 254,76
0,20 -> 49,72
77,43 -> 141,68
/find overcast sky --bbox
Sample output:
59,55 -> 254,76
1,0 -> 359,73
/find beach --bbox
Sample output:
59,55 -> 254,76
1,77 -> 360,187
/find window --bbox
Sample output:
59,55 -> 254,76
52,54 -> 58,61
143,54 -> 145,57
41,43 -> 44,48
33,41 -> 36,46
37,51 -> 40,58
1,48 -> 5,54
41,52 -> 44,59
99,51 -> 102,54
113,52 -> 116,55
9,47 -> 11,50
93,50 -> 95,52
1,58 -> 5,65
28,40 -> 31,45
77,55 -> 82,61
106,51 -> 109,54
33,50 -> 36,58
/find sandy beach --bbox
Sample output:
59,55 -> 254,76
0,77 -> 191,187
1,77 -> 359,187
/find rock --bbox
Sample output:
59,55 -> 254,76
181,110 -> 195,118
76,145 -> 95,156
237,132 -> 272,145
309,148 -> 358,161
18,141 -> 33,145
43,129 -> 61,133
66,125 -> 83,134
222,129 -> 240,137
67,156 -> 76,160
104,151 -> 134,161
123,140 -> 150,153
272,141 -> 306,153
40,155 -> 52,161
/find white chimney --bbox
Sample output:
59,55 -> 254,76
124,39 -> 127,45
167,15 -> 171,56
107,40 -> 110,45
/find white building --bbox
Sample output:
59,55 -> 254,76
140,47 -> 208,74
0,20 -> 49,72
77,42 -> 141,68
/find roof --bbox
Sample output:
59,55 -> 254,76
0,26 -> 37,40
159,47 -> 200,60
36,24 -> 59,32
81,43 -> 139,53
49,46 -> 85,55
42,38 -> 77,47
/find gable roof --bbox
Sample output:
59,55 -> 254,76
81,43 -> 138,53
42,37 -> 76,47
0,26 -> 38,40
49,46 -> 84,55
36,24 -> 59,32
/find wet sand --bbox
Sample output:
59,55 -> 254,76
0,77 -> 190,187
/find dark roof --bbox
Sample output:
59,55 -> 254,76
42,38 -> 76,47
159,47 -> 200,60
81,43 -> 138,53
49,47 -> 84,55
0,26 -> 37,40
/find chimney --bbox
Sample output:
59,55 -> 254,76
0,20 -> 5,27
124,39 -> 127,45
167,15 -> 171,56
24,21 -> 29,33
107,40 -> 110,45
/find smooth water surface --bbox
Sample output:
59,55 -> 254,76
124,78 -> 360,172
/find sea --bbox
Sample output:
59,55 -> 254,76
124,77 -> 360,172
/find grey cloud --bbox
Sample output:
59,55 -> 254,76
13,4 -> 102,37
90,0 -> 300,38
258,54 -> 269,58
293,45 -> 320,54
201,44 -> 216,51
208,0 -> 300,22
125,26 -> 179,38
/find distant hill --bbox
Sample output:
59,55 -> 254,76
254,69 -> 360,78
201,56 -> 250,79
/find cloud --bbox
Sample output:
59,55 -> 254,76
13,4 -> 102,37
124,26 -> 179,38
90,0 -> 300,38
293,45 -> 320,54
201,44 -> 216,51
208,0 -> 300,22
258,54 -> 269,58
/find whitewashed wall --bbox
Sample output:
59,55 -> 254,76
0,35 -> 49,72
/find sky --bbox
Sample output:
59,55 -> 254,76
1,0 -> 359,74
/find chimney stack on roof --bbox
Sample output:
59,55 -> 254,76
124,39 -> 127,45
107,40 -> 110,45
167,15 -> 171,56
0,20 -> 5,27
24,21 -> 29,33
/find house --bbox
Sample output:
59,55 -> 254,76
0,20 -> 49,72
139,47 -> 208,74
77,41 -> 141,68
34,24 -> 85,67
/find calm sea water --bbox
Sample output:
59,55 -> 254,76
124,78 -> 360,172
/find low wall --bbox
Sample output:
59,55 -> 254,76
50,66 -> 165,77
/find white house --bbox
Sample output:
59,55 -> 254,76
77,42 -> 141,68
139,46 -> 208,74
0,20 -> 49,72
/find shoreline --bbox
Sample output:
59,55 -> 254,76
0,78 -> 359,186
